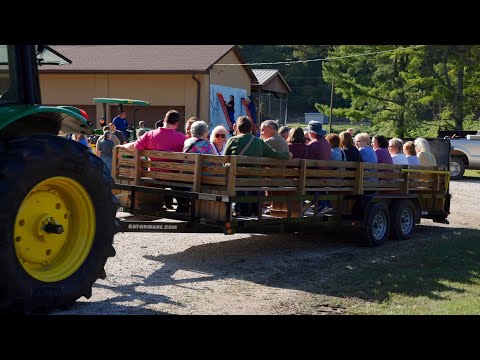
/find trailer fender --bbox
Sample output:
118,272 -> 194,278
351,195 -> 375,223
410,198 -> 422,224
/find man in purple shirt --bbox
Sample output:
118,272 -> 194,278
304,121 -> 333,214
304,121 -> 331,160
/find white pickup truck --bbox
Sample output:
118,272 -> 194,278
450,134 -> 480,179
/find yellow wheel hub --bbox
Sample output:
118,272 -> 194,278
14,177 -> 95,282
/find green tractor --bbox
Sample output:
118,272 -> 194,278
0,45 -> 118,313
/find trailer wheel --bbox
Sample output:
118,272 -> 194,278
363,203 -> 390,247
450,156 -> 465,180
0,135 -> 119,313
389,200 -> 416,240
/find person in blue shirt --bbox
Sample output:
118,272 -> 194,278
112,110 -> 130,140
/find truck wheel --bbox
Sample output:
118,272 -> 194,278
450,156 -> 465,180
362,203 -> 390,247
0,135 -> 119,313
389,199 -> 416,240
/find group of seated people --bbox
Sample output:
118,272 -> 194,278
112,109 -> 438,216
278,126 -> 436,168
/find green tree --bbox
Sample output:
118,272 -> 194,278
319,45 -> 422,138
410,45 -> 480,131
240,45 -> 333,118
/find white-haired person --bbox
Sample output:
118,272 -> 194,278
354,133 -> 377,163
183,121 -> 215,155
210,125 -> 229,155
388,138 -> 409,165
414,137 -> 437,167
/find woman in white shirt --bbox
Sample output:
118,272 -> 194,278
388,138 -> 409,165
210,125 -> 229,155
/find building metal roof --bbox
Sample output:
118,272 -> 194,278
252,69 -> 292,93
38,45 -> 243,73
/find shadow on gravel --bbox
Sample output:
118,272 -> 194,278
452,177 -> 480,184
143,225 -> 480,304
53,282 -> 178,315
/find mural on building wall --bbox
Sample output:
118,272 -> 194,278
209,84 -> 247,132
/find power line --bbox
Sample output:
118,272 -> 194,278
214,45 -> 426,66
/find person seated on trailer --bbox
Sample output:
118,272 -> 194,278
388,138 -> 409,165
210,125 -> 229,155
339,131 -> 361,162
185,117 -> 199,138
403,141 -> 420,166
326,133 -> 347,162
414,137 -> 437,167
117,109 -> 188,212
225,116 -> 291,217
278,126 -> 291,141
286,127 -> 307,159
304,121 -> 334,214
183,121 -> 215,155
354,133 -> 377,163
260,120 -> 289,153
372,135 -> 393,164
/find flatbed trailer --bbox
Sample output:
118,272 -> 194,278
112,139 -> 451,246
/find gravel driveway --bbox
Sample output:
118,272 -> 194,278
53,178 -> 480,315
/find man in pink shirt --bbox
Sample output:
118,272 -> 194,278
117,109 -> 188,211
119,109 -> 186,155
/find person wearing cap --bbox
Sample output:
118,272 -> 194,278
96,131 -> 115,174
97,126 -> 120,146
304,121 -> 331,161
304,121 -> 333,214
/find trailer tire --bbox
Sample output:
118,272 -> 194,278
0,135 -> 119,313
389,199 -> 416,240
450,156 -> 465,180
362,203 -> 390,247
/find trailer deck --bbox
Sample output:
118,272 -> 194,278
112,141 -> 451,246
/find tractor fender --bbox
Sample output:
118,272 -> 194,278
0,104 -> 93,137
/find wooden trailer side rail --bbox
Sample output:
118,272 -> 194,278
112,147 -> 450,222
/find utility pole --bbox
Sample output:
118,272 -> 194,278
329,77 -> 335,133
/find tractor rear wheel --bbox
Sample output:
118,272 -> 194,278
0,135 -> 119,313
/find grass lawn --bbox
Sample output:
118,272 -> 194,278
464,169 -> 480,178
305,229 -> 480,315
